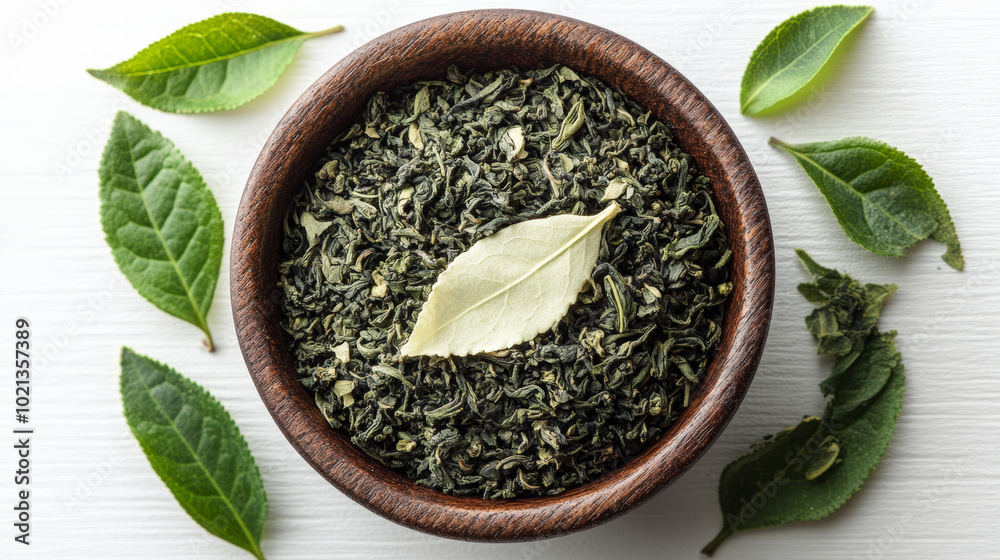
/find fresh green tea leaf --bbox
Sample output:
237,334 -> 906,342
400,203 -> 621,358
703,355 -> 902,555
824,331 -> 900,420
99,112 -> 223,349
704,258 -> 905,555
775,138 -> 963,270
796,249 -> 896,375
740,6 -> 872,115
120,348 -> 268,559
88,13 -> 343,113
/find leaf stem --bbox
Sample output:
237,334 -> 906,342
701,526 -> 733,556
768,136 -> 787,148
306,24 -> 345,39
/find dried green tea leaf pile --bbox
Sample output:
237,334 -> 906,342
278,65 -> 731,498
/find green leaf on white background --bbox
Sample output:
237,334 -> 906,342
401,203 -> 621,358
99,111 -> 223,349
773,137 -> 963,270
88,13 -> 343,113
740,5 -> 873,115
120,347 -> 268,559
703,256 -> 905,555
703,359 -> 902,555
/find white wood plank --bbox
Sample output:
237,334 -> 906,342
1,0 -> 998,558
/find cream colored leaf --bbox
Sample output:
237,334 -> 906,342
499,126 -> 528,162
408,122 -> 424,150
300,212 -> 332,245
413,85 -> 431,114
396,186 -> 414,214
332,342 -> 350,363
400,203 -> 621,358
371,272 -> 388,298
601,178 -> 629,202
333,379 -> 356,397
558,153 -> 575,173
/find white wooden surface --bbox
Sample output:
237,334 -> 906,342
2,0 -> 998,558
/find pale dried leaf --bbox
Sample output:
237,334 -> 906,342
400,203 -> 621,357
601,178 -> 629,202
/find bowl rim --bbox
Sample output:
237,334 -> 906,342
232,8 -> 774,542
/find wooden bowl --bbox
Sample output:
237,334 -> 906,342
232,9 -> 774,542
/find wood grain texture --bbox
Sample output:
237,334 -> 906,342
231,9 -> 774,542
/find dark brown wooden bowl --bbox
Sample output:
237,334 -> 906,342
232,9 -> 774,543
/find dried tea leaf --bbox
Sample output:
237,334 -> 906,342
99,112 -> 222,349
551,99 -> 586,151
279,65 -> 732,499
332,342 -> 350,363
741,6 -> 873,115
413,85 -> 431,114
499,126 -> 528,162
600,178 -> 629,202
408,122 -> 424,150
824,331 -> 900,419
400,203 -> 621,357
88,13 -> 343,113
120,348 -> 268,559
775,138 -> 963,269
300,213 -> 332,245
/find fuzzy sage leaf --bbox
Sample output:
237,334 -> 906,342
99,112 -> 223,349
88,13 -> 343,113
120,348 -> 268,559
704,253 -> 904,555
401,203 -> 621,358
773,137 -> 963,270
740,5 -> 873,115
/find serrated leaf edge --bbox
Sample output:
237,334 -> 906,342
100,111 -> 221,348
86,13 -> 343,113
120,347 -> 267,560
772,136 -> 963,269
